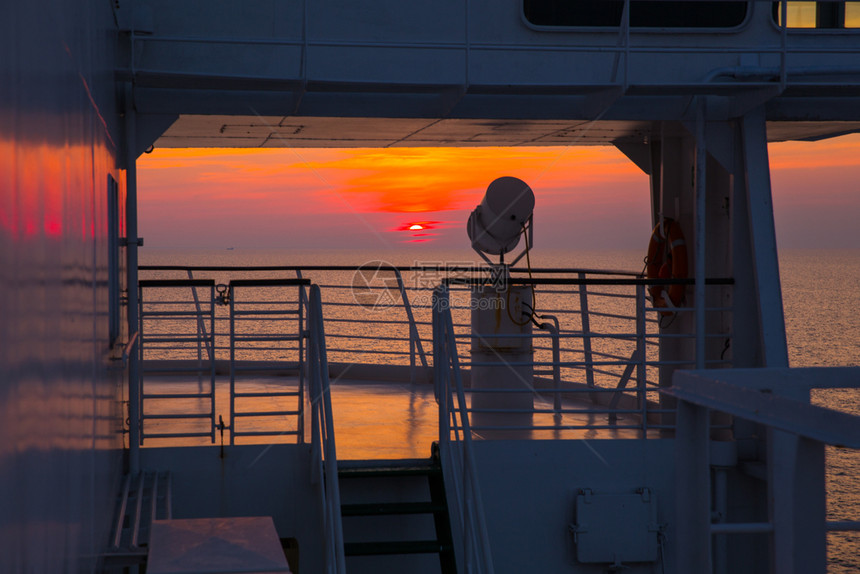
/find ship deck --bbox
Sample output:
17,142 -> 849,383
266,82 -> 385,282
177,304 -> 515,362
139,374 -> 660,459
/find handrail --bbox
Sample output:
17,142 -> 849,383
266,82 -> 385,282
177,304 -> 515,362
433,285 -> 495,574
122,330 -> 140,369
664,369 -> 860,447
186,270 -> 214,362
391,267 -> 429,383
138,264 -> 735,436
138,264 -> 645,276
141,264 -> 432,373
307,284 -> 346,574
667,367 -> 860,573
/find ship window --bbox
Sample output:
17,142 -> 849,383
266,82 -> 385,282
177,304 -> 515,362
776,1 -> 818,27
774,1 -> 860,27
523,0 -> 748,28
108,174 -> 121,347
848,2 -> 860,25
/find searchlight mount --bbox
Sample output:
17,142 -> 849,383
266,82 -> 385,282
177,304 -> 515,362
467,176 -> 535,269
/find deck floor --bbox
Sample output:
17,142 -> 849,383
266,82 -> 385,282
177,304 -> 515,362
139,375 -> 657,459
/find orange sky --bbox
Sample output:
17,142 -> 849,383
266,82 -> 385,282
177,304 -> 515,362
136,135 -> 860,252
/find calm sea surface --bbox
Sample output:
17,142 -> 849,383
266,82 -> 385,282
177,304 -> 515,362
140,247 -> 860,572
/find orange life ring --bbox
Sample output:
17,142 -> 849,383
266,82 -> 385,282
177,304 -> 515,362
645,218 -> 688,313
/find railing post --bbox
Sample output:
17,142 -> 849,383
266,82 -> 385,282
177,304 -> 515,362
636,284 -> 647,431
209,284 -> 216,443
433,287 -> 449,445
134,284 -> 144,451
125,83 -> 141,474
229,285 -> 236,445
537,315 -> 561,416
578,273 -> 597,403
298,282 -> 306,444
186,269 -> 214,362
393,268 -> 428,382
308,296 -> 321,484
410,334 -> 416,384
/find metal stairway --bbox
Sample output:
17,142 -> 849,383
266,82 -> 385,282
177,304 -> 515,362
103,471 -> 172,571
338,448 -> 456,574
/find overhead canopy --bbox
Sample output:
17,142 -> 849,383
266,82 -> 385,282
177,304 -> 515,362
154,115 -> 860,149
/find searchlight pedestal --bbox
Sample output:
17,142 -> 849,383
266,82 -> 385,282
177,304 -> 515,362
467,177 -> 535,436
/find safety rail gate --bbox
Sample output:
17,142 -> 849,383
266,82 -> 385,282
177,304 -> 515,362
227,278 -> 309,444
138,279 -> 217,443
136,277 -> 310,445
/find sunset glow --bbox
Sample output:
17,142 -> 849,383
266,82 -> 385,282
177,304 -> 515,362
135,136 -> 860,250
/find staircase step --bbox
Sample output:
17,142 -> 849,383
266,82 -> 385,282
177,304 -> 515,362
342,501 -> 441,516
344,540 -> 448,556
338,458 -> 439,479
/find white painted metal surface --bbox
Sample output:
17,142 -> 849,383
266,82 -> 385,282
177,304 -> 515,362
307,285 -> 347,574
147,517 -> 291,574
123,0 -> 860,147
572,489 -> 660,564
469,285 -> 535,432
0,1 -> 125,572
667,368 -> 860,574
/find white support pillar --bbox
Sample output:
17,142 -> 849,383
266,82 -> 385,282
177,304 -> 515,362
674,399 -> 712,572
740,109 -> 789,368
694,100 -> 707,370
657,131 -> 696,388
124,83 -> 141,474
768,430 -> 827,573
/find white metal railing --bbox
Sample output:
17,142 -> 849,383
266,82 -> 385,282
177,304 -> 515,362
433,285 -> 495,574
136,274 -> 310,444
665,367 -> 860,573
439,272 -> 734,436
138,279 -> 218,443
138,264 -> 735,436
139,265 -> 429,381
227,278 -> 308,444
307,284 -> 346,574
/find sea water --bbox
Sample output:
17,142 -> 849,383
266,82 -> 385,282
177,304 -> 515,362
140,246 -> 860,572
781,249 -> 860,574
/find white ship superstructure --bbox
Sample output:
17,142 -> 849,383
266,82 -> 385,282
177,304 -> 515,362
2,1 -> 860,573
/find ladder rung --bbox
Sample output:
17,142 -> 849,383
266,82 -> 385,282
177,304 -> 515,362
233,410 -> 300,417
341,502 -> 440,516
231,310 -> 300,316
142,367 -> 214,373
142,413 -> 213,420
142,432 -> 213,439
142,336 -> 214,343
233,391 -> 299,398
143,393 -> 213,400
141,311 -> 212,317
231,430 -> 299,437
230,335 -> 302,342
343,540 -> 446,556
231,365 -> 300,373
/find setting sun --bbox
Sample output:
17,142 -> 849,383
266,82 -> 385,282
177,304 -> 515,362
408,224 -> 424,230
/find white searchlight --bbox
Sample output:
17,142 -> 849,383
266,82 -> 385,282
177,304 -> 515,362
467,177 -> 536,436
467,176 -> 535,265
